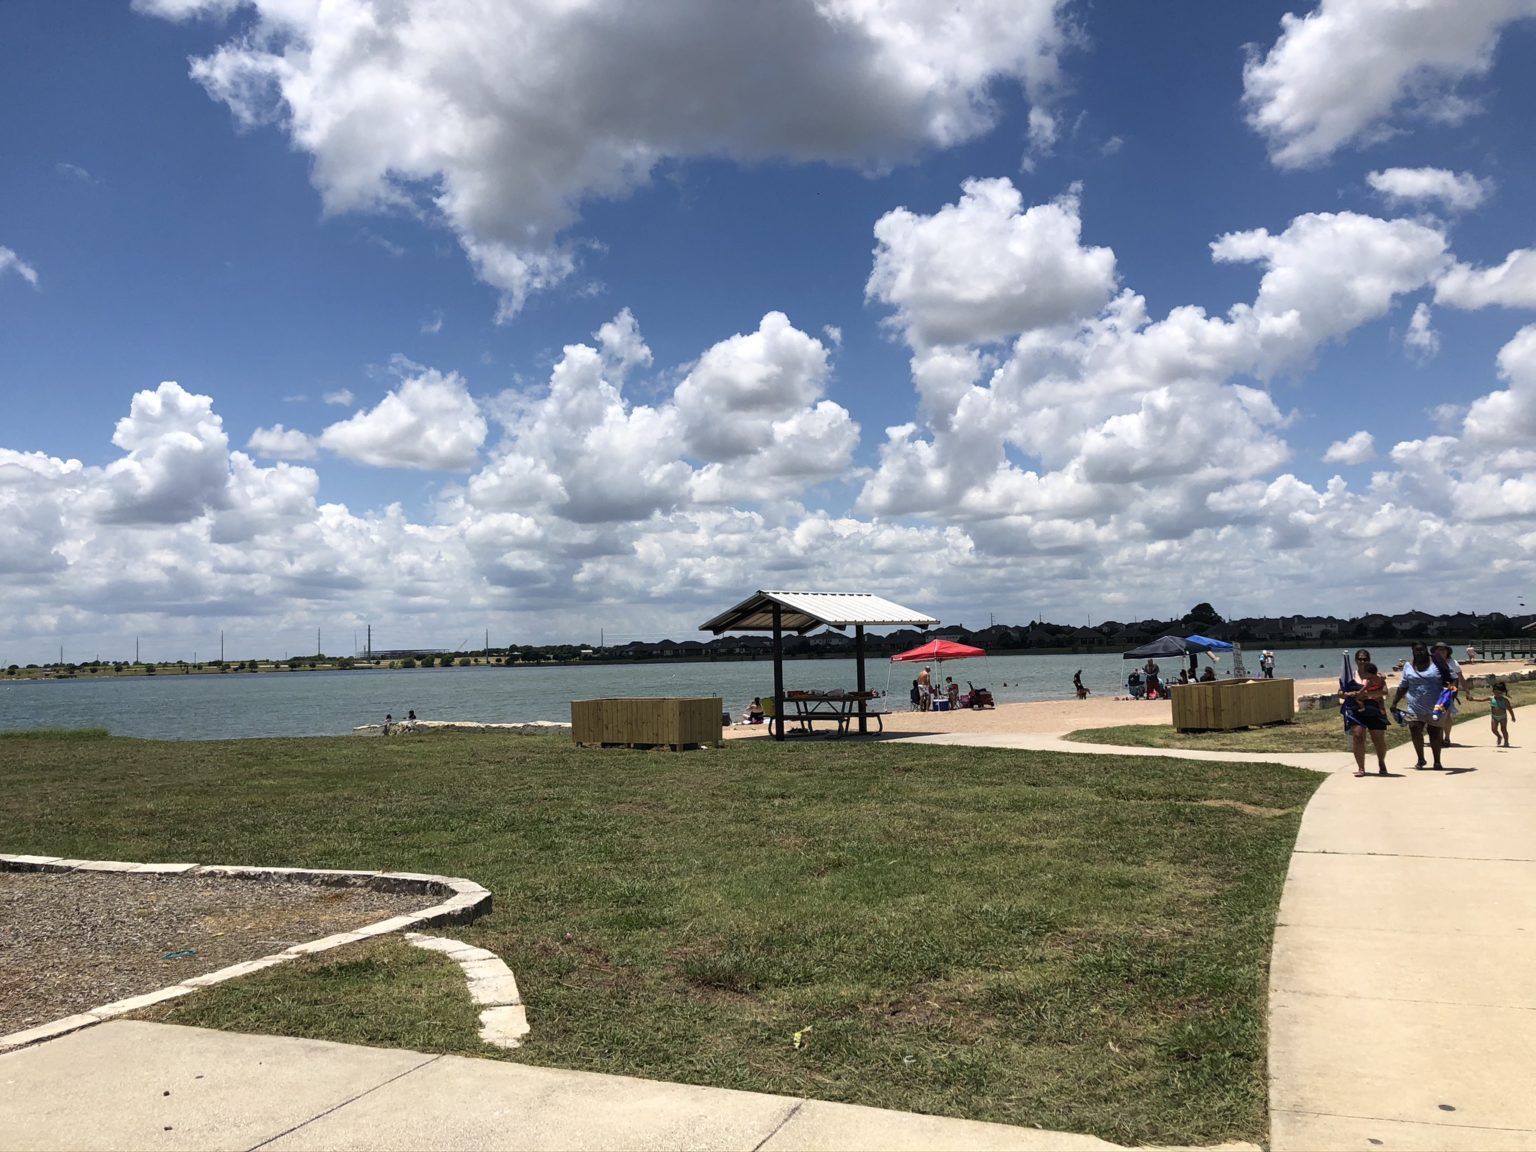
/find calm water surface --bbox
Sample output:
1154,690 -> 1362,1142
0,645 -> 1413,741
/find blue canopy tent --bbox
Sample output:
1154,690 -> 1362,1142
1183,634 -> 1233,652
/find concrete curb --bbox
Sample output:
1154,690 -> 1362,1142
405,932 -> 531,1049
0,854 -> 492,1053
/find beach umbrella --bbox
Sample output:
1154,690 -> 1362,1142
1338,650 -> 1362,731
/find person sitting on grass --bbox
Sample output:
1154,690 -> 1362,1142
1465,681 -> 1517,747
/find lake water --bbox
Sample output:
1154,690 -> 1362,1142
0,645 -> 1416,741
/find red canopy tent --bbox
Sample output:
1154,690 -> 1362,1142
890,639 -> 986,663
889,638 -> 988,707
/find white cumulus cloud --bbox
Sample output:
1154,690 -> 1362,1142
246,423 -> 318,460
867,179 -> 1116,349
1323,430 -> 1376,464
145,0 -> 1073,317
1243,0 -> 1536,167
1437,248 -> 1536,310
319,369 -> 487,470
322,389 -> 355,407
1367,167 -> 1492,212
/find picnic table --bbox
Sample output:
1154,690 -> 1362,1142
784,690 -> 887,736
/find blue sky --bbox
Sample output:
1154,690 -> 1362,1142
4,0 -> 1536,663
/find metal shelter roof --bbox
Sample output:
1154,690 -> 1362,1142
700,590 -> 938,635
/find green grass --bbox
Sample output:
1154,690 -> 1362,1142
0,733 -> 1322,1146
1065,679 -> 1535,753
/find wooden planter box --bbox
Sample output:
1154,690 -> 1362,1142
571,697 -> 723,751
1171,678 -> 1294,731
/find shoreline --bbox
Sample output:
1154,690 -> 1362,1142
722,660 -> 1533,741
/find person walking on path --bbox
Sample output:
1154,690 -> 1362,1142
1392,642 -> 1453,769
1341,648 -> 1390,776
1466,680 -> 1517,747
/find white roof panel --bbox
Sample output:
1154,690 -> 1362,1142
700,590 -> 938,634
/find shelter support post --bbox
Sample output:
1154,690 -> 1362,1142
772,603 -> 785,742
855,625 -> 868,734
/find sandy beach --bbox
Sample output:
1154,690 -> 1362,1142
723,660 -> 1531,740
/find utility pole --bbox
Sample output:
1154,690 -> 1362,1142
220,630 -> 224,663
317,627 -> 321,658
366,624 -> 372,661
135,637 -> 139,665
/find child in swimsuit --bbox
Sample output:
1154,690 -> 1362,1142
1467,681 -> 1517,747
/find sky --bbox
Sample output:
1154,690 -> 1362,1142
4,0 -> 1536,664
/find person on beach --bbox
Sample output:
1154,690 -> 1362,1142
945,677 -> 960,709
1073,670 -> 1089,699
747,697 -> 764,724
1465,681 -> 1517,746
1391,642 -> 1453,769
909,680 -> 921,711
1127,669 -> 1145,699
1342,650 -> 1390,776
383,713 -> 393,735
1466,643 -> 1480,663
1260,650 -> 1275,678
1199,666 -> 1216,682
917,666 -> 932,710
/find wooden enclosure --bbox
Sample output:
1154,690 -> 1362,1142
1171,678 -> 1294,731
570,697 -> 724,750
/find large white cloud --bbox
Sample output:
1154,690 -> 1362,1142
94,383 -> 233,525
141,0 -> 1072,316
318,368 -> 487,470
1437,248 -> 1536,310
1243,0 -> 1536,168
471,310 -> 856,523
867,180 -> 1116,349
1210,210 -> 1448,372
856,186 -> 1447,546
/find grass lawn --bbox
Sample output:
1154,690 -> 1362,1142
1064,679 -> 1535,753
0,731 -> 1322,1146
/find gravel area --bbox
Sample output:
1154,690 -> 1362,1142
0,871 -> 440,1035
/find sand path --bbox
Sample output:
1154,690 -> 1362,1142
722,660 -> 1529,741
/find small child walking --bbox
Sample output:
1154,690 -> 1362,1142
1467,681 -> 1517,747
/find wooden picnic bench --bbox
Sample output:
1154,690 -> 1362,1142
785,691 -> 888,736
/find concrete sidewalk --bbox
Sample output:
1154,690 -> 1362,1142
1265,735 -> 1536,1150
0,1020 -> 1146,1152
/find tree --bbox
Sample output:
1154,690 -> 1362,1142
1185,603 -> 1224,625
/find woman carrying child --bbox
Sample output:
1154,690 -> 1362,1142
1342,648 -> 1390,776
1465,680 -> 1517,747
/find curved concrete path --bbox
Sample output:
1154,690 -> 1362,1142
1265,736 -> 1536,1151
896,725 -> 1536,1150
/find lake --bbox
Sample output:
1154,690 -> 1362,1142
0,645 -> 1412,740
